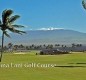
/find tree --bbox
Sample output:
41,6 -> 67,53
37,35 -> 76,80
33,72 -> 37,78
13,45 -> 19,50
72,43 -> 76,48
0,9 -> 26,62
19,44 -> 24,48
8,43 -> 13,52
8,43 -> 13,48
82,0 -> 86,10
55,44 -> 60,48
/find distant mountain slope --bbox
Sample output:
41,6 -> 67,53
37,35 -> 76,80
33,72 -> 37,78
1,29 -> 86,45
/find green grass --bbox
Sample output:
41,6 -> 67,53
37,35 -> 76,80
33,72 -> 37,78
0,51 -> 86,80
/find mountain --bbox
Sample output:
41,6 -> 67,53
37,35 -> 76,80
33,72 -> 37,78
1,29 -> 86,45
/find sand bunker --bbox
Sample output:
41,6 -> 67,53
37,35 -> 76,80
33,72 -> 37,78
13,52 -> 27,54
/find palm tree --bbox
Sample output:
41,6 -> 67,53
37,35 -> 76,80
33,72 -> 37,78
0,9 -> 26,62
82,0 -> 86,10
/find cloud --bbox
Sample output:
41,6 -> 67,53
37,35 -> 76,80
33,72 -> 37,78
38,27 -> 64,31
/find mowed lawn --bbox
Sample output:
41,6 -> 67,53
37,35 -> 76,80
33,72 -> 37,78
0,51 -> 86,80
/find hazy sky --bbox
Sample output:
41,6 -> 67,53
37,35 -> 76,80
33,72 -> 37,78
0,0 -> 86,32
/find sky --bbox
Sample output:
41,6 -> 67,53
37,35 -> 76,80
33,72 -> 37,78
0,0 -> 86,33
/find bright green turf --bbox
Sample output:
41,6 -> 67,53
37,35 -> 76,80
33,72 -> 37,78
0,51 -> 86,80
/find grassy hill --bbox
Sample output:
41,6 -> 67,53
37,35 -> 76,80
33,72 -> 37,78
0,51 -> 86,80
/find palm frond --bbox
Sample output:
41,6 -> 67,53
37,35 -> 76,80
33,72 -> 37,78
2,9 -> 13,24
0,20 -> 2,28
4,31 -> 10,38
18,30 -> 26,34
82,0 -> 86,10
13,29 -> 26,34
9,15 -> 20,23
12,25 -> 25,28
8,27 -> 26,34
0,21 -> 1,24
0,25 -> 2,28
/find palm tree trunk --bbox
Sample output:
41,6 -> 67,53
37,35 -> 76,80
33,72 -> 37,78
0,31 -> 4,62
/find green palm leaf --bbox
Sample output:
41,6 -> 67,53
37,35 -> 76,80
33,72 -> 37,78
4,31 -> 10,38
8,27 -> 26,34
82,0 -> 86,10
14,29 -> 26,34
2,9 -> 13,24
12,25 -> 25,28
9,15 -> 20,24
0,20 -> 2,24
0,20 -> 2,28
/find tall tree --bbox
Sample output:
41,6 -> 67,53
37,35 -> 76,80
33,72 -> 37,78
0,9 -> 26,62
